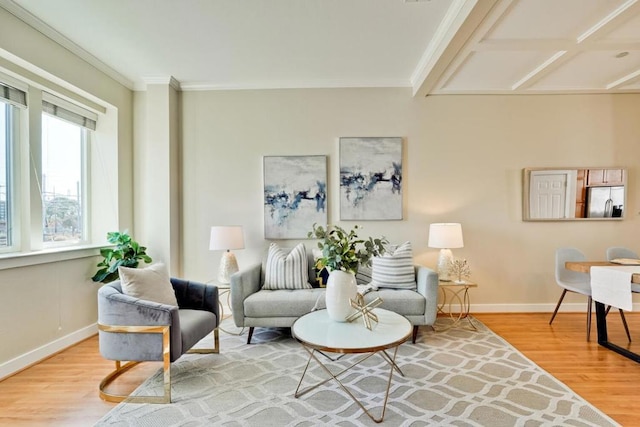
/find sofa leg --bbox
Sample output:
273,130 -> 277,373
247,327 -> 254,344
412,325 -> 419,344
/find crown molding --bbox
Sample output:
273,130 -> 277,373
0,0 -> 134,90
179,79 -> 410,92
139,76 -> 181,91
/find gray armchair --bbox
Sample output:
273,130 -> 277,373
97,278 -> 219,403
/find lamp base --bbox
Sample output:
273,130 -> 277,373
437,248 -> 453,281
218,251 -> 239,284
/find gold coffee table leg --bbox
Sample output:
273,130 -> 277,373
294,345 -> 401,423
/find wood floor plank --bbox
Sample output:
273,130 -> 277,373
0,313 -> 638,425
475,312 -> 640,427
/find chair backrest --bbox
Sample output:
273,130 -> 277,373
606,247 -> 639,261
555,247 -> 588,285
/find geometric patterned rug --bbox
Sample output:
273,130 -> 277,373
95,317 -> 619,426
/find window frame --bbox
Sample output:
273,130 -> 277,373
40,112 -> 91,248
0,99 -> 20,253
0,72 -> 115,262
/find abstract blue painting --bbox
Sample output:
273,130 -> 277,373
264,155 -> 327,239
339,137 -> 403,220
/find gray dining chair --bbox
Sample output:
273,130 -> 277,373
606,247 -> 640,293
550,247 -> 630,341
607,246 -> 639,261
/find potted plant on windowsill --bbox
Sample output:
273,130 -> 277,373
308,224 -> 387,321
91,231 -> 152,283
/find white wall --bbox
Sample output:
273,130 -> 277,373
0,8 -> 134,378
181,89 -> 640,311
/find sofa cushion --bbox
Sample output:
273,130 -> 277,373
364,289 -> 425,316
371,241 -> 416,290
244,289 -> 326,317
263,243 -> 312,290
118,263 -> 178,306
178,309 -> 217,354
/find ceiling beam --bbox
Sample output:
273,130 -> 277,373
411,0 -> 503,97
412,0 -> 512,98
607,69 -> 640,90
511,51 -> 568,90
577,0 -> 640,44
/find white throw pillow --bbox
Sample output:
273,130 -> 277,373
370,241 -> 416,290
118,263 -> 179,306
263,243 -> 312,290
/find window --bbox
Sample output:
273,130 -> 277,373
41,114 -> 87,245
0,81 -> 26,251
41,93 -> 96,246
0,77 -> 110,257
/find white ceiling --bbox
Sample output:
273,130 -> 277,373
2,0 -> 640,96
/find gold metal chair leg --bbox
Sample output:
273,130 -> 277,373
98,324 -> 171,404
188,328 -> 220,354
99,325 -> 219,403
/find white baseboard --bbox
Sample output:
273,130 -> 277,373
470,302 -> 640,313
0,323 -> 97,381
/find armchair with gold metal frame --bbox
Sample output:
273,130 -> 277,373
97,278 -> 219,403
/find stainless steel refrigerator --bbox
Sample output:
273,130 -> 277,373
587,186 -> 624,218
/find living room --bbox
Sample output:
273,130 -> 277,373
0,0 -> 639,425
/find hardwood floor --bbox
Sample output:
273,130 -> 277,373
1,312 -> 638,426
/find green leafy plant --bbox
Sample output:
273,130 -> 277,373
91,231 -> 152,283
308,224 -> 387,274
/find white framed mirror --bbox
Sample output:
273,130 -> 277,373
523,167 -> 626,221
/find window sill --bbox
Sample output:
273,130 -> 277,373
0,245 -> 103,271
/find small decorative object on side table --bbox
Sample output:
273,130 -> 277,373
448,258 -> 471,284
437,279 -> 478,331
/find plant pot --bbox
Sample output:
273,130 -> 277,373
325,270 -> 357,322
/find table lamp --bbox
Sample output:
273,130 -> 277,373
428,223 -> 464,281
209,226 -> 245,284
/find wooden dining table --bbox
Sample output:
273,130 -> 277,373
565,261 -> 640,283
565,261 -> 640,363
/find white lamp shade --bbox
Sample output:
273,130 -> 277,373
209,226 -> 245,251
428,223 -> 464,249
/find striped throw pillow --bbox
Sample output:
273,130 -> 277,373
263,243 -> 312,290
371,241 -> 416,290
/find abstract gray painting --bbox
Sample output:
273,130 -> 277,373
264,155 -> 327,239
340,137 -> 402,220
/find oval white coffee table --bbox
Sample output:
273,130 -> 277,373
292,308 -> 412,423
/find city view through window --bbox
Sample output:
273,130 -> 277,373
42,113 -> 85,244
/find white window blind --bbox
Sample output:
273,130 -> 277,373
42,92 -> 97,131
0,82 -> 27,109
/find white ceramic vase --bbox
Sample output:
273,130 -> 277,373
325,270 -> 357,322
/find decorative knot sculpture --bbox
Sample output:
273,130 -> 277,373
346,293 -> 383,330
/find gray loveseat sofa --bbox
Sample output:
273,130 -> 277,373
230,255 -> 439,344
